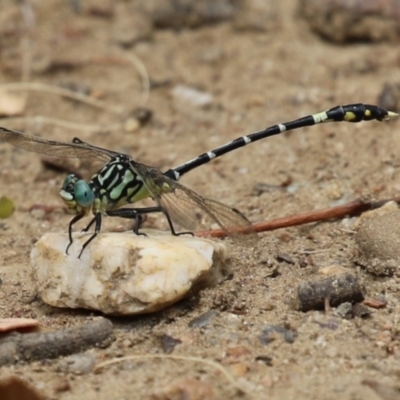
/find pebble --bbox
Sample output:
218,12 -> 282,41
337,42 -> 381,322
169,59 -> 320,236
112,3 -> 153,47
352,303 -> 371,318
58,353 -> 96,375
188,310 -> 219,328
294,273 -> 364,312
299,0 -> 400,42
354,209 -> 400,276
255,355 -> 273,366
226,345 -> 251,358
335,302 -> 353,319
233,0 -> 280,32
259,325 -> 297,345
171,85 -> 213,108
30,230 -> 228,315
160,333 -> 182,353
229,362 -> 248,377
146,0 -> 236,28
378,82 -> 400,114
353,200 -> 398,230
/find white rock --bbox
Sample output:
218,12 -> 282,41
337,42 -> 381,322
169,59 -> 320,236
30,230 -> 228,315
171,85 -> 213,108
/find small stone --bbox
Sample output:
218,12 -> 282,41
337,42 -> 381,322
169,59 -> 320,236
294,273 -> 364,312
255,355 -> 273,366
352,303 -> 371,318
229,363 -> 248,377
160,334 -> 182,353
188,310 -> 219,328
336,302 -> 353,319
123,118 -> 141,132
259,325 -> 297,345
112,4 -> 153,47
378,82 -> 400,113
276,253 -> 295,265
233,0 -> 280,32
354,210 -> 400,276
363,296 -> 387,309
354,201 -> 399,229
171,85 -> 213,108
299,0 -> 400,43
146,0 -> 236,28
30,230 -> 228,315
316,319 -> 339,330
226,345 -> 251,358
59,353 -> 96,375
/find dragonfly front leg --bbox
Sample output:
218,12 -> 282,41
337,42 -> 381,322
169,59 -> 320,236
78,213 -> 102,259
65,213 -> 102,258
82,216 -> 97,233
66,213 -> 85,255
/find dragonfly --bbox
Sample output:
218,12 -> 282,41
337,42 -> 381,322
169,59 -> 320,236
0,103 -> 396,257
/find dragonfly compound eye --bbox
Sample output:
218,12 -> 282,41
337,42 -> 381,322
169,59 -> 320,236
60,174 -> 78,203
74,180 -> 95,208
62,174 -> 77,192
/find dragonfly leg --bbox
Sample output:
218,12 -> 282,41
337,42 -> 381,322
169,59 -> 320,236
107,207 -> 160,237
82,216 -> 97,233
66,213 -> 85,255
78,213 -> 102,259
107,207 -> 194,237
161,208 -> 194,238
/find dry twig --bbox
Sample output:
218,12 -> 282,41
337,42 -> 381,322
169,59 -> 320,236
0,318 -> 113,366
196,196 -> 400,239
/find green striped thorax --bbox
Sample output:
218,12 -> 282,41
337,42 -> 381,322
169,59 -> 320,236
59,156 -> 154,216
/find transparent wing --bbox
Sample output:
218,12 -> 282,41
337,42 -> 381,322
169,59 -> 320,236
0,126 -> 113,162
160,182 -> 258,245
130,161 -> 258,245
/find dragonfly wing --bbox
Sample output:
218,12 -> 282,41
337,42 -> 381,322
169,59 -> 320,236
159,180 -> 258,245
0,127 -> 111,162
129,161 -> 258,244
127,161 -> 202,229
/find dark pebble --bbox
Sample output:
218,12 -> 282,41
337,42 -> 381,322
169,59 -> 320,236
160,333 -> 182,354
294,273 -> 364,312
188,310 -> 218,328
255,355 -> 273,366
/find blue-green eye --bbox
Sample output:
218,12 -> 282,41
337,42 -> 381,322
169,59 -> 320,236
74,180 -> 94,207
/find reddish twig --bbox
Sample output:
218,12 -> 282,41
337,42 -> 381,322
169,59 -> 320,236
195,196 -> 400,239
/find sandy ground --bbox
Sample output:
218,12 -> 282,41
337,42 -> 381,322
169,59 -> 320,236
1,0 -> 400,399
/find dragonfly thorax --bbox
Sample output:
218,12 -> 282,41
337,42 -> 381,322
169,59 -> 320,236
60,174 -> 95,215
89,156 -> 150,211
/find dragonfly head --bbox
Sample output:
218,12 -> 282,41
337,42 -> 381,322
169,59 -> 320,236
60,174 -> 95,214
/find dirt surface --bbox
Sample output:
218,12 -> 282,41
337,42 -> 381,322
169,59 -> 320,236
1,1 -> 400,399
